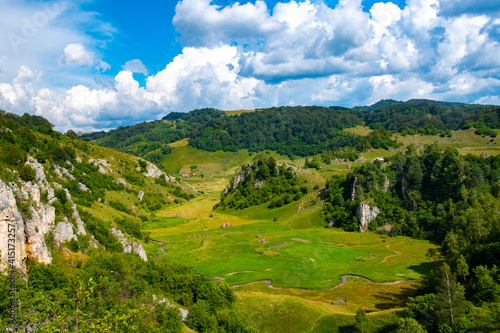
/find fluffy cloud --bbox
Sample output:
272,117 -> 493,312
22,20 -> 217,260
1,0 -> 500,132
123,59 -> 149,75
58,43 -> 95,66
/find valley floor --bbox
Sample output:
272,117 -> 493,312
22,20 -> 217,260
141,153 -> 438,332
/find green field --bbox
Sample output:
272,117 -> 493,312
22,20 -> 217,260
138,137 -> 498,330
145,201 -> 435,289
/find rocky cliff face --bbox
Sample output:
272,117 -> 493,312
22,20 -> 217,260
110,228 -> 148,261
0,179 -> 28,271
1,153 -> 183,272
0,157 -> 81,271
356,202 -> 381,233
0,156 -> 92,271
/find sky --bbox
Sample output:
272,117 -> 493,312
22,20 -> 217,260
1,0 -> 500,132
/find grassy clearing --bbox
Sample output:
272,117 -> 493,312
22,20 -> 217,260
235,286 -> 404,332
224,109 -> 259,116
344,125 -> 373,136
394,128 -> 500,152
236,277 -> 421,313
161,146 -> 252,174
146,203 -> 435,289
169,138 -> 189,147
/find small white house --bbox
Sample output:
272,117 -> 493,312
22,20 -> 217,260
373,157 -> 385,162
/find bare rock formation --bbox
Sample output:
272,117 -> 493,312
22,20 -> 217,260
356,202 -> 381,233
110,228 -> 148,261
0,179 -> 28,271
53,222 -> 77,245
0,157 -> 85,271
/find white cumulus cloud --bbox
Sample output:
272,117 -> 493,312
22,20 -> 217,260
1,0 -> 500,132
58,43 -> 95,66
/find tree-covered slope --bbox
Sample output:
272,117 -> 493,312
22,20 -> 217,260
320,144 -> 500,332
0,109 -> 256,332
84,101 -> 500,165
215,153 -> 309,210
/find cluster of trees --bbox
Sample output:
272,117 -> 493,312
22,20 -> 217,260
363,101 -> 500,136
321,146 -> 500,331
215,154 -> 308,210
187,106 -> 364,156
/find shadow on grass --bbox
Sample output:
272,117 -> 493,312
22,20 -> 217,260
372,285 -> 419,310
407,261 -> 434,276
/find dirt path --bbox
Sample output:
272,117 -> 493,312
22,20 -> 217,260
232,279 -> 281,289
231,275 -> 418,290
284,198 -> 307,224
326,275 -> 415,290
380,242 -> 402,264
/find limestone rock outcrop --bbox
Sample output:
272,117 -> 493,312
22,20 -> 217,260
53,222 -> 77,245
0,157 -> 85,271
110,228 -> 148,261
143,161 -> 163,178
0,179 -> 27,271
356,202 -> 381,233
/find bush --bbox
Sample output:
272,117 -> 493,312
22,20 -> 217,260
19,164 -> 36,182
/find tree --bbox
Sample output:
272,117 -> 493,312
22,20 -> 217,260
154,305 -> 183,332
187,300 -> 217,332
455,255 -> 469,282
397,318 -> 427,333
436,263 -> 467,327
355,308 -> 368,333
66,129 -> 77,138
472,265 -> 499,304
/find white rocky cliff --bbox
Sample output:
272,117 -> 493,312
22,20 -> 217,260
356,202 -> 381,233
0,179 -> 28,271
0,157 -> 83,272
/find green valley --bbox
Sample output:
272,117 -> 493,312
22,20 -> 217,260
2,99 -> 500,332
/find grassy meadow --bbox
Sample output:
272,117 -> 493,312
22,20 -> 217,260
137,131 -> 498,330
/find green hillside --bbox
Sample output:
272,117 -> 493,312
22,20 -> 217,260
0,110 -> 255,332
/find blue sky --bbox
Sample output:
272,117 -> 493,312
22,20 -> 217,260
1,0 -> 500,131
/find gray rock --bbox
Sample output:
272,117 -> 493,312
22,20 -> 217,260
356,202 -> 381,233
53,222 -> 77,245
110,228 -> 148,261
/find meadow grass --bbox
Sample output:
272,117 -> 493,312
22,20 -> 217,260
161,146 -> 252,174
224,109 -> 260,116
235,286 -> 404,332
394,127 -> 500,152
344,125 -> 373,136
145,209 -> 435,289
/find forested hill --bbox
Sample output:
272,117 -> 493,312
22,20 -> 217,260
83,100 -> 500,163
319,145 -> 500,332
